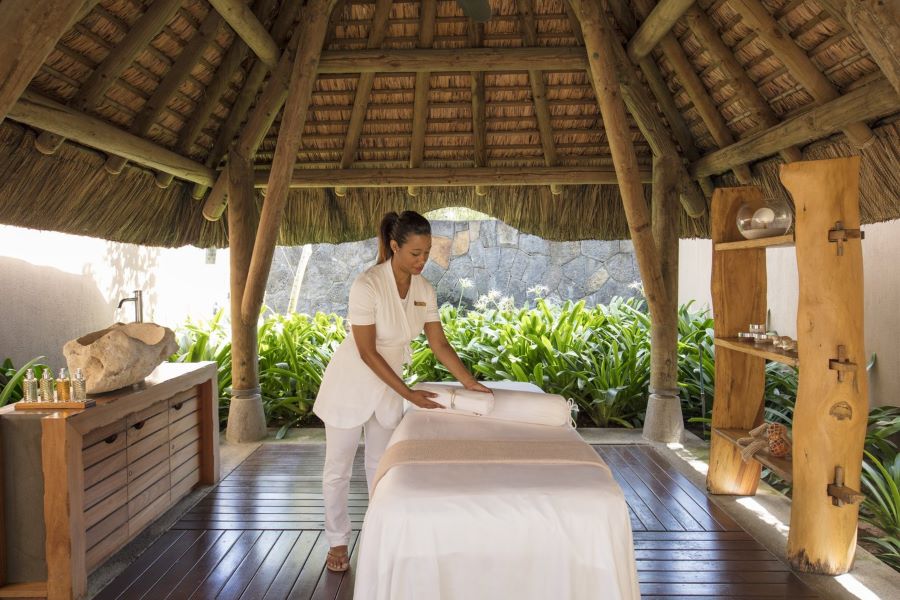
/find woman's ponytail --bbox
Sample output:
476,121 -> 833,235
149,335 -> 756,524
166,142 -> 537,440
377,211 -> 400,263
377,210 -> 431,263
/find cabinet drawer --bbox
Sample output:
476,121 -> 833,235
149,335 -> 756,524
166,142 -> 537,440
85,486 -> 128,530
83,429 -> 126,470
168,389 -> 198,419
128,459 -> 169,502
129,491 -> 171,537
171,452 -> 201,486
171,466 -> 201,504
171,437 -> 201,472
169,410 -> 200,440
126,410 -> 169,446
128,444 -> 169,482
84,450 -> 127,490
82,418 -> 126,449
128,471 -> 170,518
126,400 -> 168,428
126,427 -> 169,463
85,504 -> 127,551
85,509 -> 129,573
170,426 -> 200,456
84,468 -> 128,510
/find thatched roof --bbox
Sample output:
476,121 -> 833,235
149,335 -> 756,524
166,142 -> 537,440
0,0 -> 897,247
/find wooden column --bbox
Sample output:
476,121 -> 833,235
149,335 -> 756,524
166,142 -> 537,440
334,0 -> 392,197
729,0 -> 875,148
469,21 -> 488,197
627,0 -> 696,60
784,157 -> 867,574
104,11 -> 223,175
225,149 -> 266,443
0,0 -> 84,124
682,6 -> 802,163
33,0 -> 182,155
242,0 -> 337,324
208,0 -> 279,69
408,0 -> 437,197
516,0 -> 562,195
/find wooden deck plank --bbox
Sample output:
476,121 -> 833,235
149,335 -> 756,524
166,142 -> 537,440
143,530 -> 241,600
261,531 -> 321,600
183,530 -> 263,599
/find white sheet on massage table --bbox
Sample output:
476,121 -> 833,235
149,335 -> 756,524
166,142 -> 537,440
353,381 -> 640,600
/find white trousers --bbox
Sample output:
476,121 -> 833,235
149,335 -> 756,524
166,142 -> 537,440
323,414 -> 394,547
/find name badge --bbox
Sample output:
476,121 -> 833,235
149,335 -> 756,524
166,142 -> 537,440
414,301 -> 426,307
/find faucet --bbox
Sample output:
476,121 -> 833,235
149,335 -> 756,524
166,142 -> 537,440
117,290 -> 144,323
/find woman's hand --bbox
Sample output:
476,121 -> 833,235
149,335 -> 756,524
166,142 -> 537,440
462,378 -> 492,393
405,388 -> 443,409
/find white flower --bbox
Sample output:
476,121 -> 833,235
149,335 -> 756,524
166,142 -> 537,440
527,284 -> 549,296
474,298 -> 489,311
487,289 -> 501,301
458,277 -> 474,289
499,296 -> 515,310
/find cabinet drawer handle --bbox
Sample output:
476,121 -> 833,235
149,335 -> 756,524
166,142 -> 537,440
132,420 -> 146,430
172,402 -> 184,411
104,433 -> 118,444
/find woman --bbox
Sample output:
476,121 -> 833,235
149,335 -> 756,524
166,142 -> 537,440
312,210 -> 490,572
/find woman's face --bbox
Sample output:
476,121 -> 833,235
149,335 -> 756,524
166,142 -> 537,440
391,233 -> 431,276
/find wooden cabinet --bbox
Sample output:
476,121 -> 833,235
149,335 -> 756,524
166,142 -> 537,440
706,157 -> 868,575
0,362 -> 219,599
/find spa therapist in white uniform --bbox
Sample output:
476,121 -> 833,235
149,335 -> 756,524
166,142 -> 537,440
313,210 -> 490,573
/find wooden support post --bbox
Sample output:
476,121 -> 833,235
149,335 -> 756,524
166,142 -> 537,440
627,0 -> 696,61
516,0 -> 562,196
242,0 -> 337,324
335,0 -> 392,197
0,0 -> 84,124
104,11 -> 223,175
729,0 -> 875,148
682,6 -> 802,163
691,78 -> 899,178
7,91 -> 216,185
33,0 -> 182,155
408,0 -> 437,197
568,0 -> 666,309
225,149 -> 267,443
469,22 -> 488,197
783,157 -> 867,574
632,0 -> 753,184
208,0 -> 279,69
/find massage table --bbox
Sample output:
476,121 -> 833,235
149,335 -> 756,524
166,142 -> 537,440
352,381 -> 640,600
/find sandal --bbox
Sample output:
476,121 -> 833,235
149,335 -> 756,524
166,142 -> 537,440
326,547 -> 350,573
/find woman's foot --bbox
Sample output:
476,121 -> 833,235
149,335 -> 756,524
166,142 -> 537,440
326,545 -> 350,572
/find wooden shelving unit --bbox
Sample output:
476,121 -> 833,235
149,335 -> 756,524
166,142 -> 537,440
706,158 -> 869,575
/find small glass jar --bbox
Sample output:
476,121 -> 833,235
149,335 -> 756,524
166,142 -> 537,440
736,197 -> 792,240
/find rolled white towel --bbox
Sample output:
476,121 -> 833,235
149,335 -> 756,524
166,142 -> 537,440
413,382 -> 495,415
412,382 -> 572,427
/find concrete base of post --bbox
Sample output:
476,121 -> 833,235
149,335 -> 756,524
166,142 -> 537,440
642,393 -> 684,443
225,393 -> 267,443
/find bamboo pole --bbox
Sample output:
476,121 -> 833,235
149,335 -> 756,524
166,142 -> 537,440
255,165 -> 648,188
316,47 -> 588,73
568,0 -> 665,309
682,6 -> 802,163
0,0 -> 84,124
408,0 -> 437,197
627,0 -> 696,61
208,0 -> 279,69
242,0 -> 337,325
335,0 -> 393,197
8,90 -> 216,185
691,78 -> 898,178
104,12 -> 223,175
516,0 -> 562,196
469,22 -> 488,197
729,0 -> 875,148
33,0 -> 183,155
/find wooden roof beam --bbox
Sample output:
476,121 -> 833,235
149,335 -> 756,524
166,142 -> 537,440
8,91 -> 215,186
316,47 -> 588,73
728,0 -> 875,148
192,0 -> 310,200
408,0 -> 437,197
335,0 -> 393,197
691,78 -> 899,178
104,12 -> 223,175
33,0 -> 182,155
633,0 -> 753,184
469,22 -> 488,196
242,0 -> 338,324
0,0 -> 86,124
516,0 -> 562,196
209,0 -> 280,70
255,165 -> 651,188
627,0 -> 696,61
683,6 -> 802,163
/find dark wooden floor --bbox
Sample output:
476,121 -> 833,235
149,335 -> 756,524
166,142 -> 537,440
94,444 -> 818,600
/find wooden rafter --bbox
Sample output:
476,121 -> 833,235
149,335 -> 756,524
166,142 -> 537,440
691,78 -> 899,178
254,165 -> 649,188
104,11 -> 223,175
469,21 -> 488,197
242,0 -> 338,324
633,0 -> 753,184
335,0 -> 393,197
408,0 -> 437,197
8,91 -> 216,186
208,0 -> 279,69
627,0 -> 696,61
728,0 -> 875,148
33,0 -> 183,155
516,0 -> 562,195
155,0 -> 279,189
0,0 -> 84,124
192,0 -> 307,200
316,47 -> 588,73
683,6 -> 802,163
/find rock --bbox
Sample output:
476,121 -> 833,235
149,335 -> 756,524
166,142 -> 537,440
64,323 -> 177,394
581,240 -> 618,262
452,230 -> 470,255
430,235 -> 452,268
520,234 -> 549,256
496,221 -> 519,246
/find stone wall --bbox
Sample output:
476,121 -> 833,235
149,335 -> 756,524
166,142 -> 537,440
265,220 -> 641,316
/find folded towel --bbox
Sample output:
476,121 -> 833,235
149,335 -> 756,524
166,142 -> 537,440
411,382 -> 572,427
413,383 -> 495,415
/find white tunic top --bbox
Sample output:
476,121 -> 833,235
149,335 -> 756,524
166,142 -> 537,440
313,260 -> 440,429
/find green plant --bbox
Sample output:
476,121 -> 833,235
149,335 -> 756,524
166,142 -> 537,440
0,356 -> 49,406
860,450 -> 900,570
170,309 -> 233,424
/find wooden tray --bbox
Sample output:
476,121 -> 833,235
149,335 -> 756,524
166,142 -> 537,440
15,399 -> 95,410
